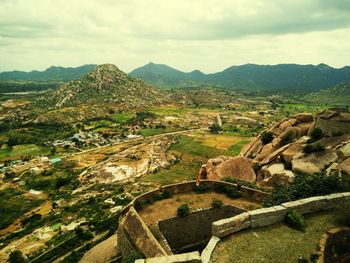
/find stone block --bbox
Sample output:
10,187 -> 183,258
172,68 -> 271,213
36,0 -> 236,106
212,212 -> 251,238
144,251 -> 202,263
325,193 -> 345,209
201,236 -> 220,263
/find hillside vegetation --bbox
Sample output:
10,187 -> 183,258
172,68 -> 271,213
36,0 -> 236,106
130,62 -> 350,91
304,83 -> 350,106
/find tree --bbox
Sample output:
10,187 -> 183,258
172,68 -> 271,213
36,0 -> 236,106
9,250 -> 27,263
261,131 -> 273,144
209,123 -> 222,134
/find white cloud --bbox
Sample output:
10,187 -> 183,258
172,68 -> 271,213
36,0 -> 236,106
0,0 -> 349,72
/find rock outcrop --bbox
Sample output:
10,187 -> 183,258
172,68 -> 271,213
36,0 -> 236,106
199,110 -> 350,187
198,156 -> 256,183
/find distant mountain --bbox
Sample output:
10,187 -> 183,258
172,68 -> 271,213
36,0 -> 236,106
304,83 -> 350,106
0,64 -> 97,82
130,63 -> 350,91
40,64 -> 165,108
129,62 -> 207,88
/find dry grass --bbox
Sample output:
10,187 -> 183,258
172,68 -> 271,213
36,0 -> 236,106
138,192 -> 261,227
211,209 -> 343,263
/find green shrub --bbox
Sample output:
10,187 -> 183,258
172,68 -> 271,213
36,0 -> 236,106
297,257 -> 309,263
310,128 -> 323,142
211,199 -> 223,209
263,173 -> 344,207
281,131 -> 294,145
303,143 -> 324,154
9,250 -> 27,263
177,204 -> 190,217
261,131 -> 274,145
285,210 -> 305,232
209,123 -> 222,134
224,186 -> 241,199
193,184 -> 209,193
122,252 -> 142,263
156,190 -> 172,200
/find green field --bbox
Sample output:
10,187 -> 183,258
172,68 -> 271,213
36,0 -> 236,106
228,140 -> 249,156
211,209 -> 344,263
0,144 -> 51,161
171,135 -> 229,158
111,112 -> 134,123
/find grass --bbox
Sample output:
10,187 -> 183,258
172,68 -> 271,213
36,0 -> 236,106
142,159 -> 199,185
211,209 -> 343,263
111,112 -> 134,124
138,127 -> 184,137
0,144 -> 51,161
228,140 -> 250,156
171,135 -> 229,158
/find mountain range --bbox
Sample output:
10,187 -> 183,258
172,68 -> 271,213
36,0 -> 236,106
0,64 -> 96,82
130,62 -> 350,91
1,62 -> 350,93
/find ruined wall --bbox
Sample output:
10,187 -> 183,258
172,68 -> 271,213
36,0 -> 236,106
117,207 -> 168,258
159,205 -> 245,253
117,180 -> 268,258
212,192 -> 350,238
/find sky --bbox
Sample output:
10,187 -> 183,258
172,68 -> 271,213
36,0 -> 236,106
1,0 -> 350,73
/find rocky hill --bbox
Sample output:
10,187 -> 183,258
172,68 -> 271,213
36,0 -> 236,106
41,64 -> 166,108
199,109 -> 350,187
130,63 -> 350,92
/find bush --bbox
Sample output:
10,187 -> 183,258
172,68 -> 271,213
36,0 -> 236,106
177,204 -> 190,217
193,184 -> 209,193
285,210 -> 305,231
261,131 -> 274,145
262,173 -> 344,207
281,131 -> 294,145
310,128 -> 323,142
122,252 -> 142,263
209,123 -> 222,134
303,143 -> 324,154
211,199 -> 223,209
224,186 -> 241,199
9,250 -> 27,263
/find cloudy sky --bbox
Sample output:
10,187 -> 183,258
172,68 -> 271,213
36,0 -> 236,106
1,0 -> 350,73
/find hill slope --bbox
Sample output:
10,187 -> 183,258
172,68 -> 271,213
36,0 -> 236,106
0,64 -> 97,82
130,63 -> 350,91
129,62 -> 206,88
43,64 -> 166,108
304,83 -> 350,106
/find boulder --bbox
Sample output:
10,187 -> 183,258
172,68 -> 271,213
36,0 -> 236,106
338,142 -> 350,159
272,137 -> 281,148
296,122 -> 314,135
293,113 -> 314,123
256,143 -> 275,161
282,143 -> 305,163
260,144 -> 291,165
272,127 -> 283,136
279,120 -> 292,130
287,118 -> 298,126
338,157 -> 350,175
259,163 -> 295,186
200,156 -> 256,183
246,139 -> 263,158
291,149 -> 338,175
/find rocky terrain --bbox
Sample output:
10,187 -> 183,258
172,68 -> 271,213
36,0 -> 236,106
37,64 -> 166,108
199,109 -> 350,187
